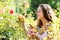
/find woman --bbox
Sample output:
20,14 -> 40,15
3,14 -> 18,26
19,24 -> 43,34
29,4 -> 57,40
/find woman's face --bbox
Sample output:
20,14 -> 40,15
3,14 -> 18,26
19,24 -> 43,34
37,7 -> 44,20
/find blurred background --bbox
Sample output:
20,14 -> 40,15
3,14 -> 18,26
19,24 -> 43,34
0,0 -> 60,40
0,0 -> 60,19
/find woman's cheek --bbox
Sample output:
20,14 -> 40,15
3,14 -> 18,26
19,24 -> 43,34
37,15 -> 40,19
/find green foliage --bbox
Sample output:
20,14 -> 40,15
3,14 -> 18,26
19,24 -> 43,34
0,0 -> 60,40
0,13 -> 27,40
30,0 -> 60,19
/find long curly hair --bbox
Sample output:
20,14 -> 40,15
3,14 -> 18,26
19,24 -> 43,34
37,4 -> 54,28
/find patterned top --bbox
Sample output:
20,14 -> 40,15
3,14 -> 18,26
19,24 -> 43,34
36,26 -> 48,40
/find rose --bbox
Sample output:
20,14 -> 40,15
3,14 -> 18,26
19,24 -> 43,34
10,9 -> 14,14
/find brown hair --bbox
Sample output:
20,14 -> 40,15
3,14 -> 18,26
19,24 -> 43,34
37,4 -> 53,28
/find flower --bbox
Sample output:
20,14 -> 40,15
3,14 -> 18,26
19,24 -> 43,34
10,9 -> 14,14
22,2 -> 29,8
0,8 -> 5,14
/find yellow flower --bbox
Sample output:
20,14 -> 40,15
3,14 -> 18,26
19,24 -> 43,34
22,2 -> 29,8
